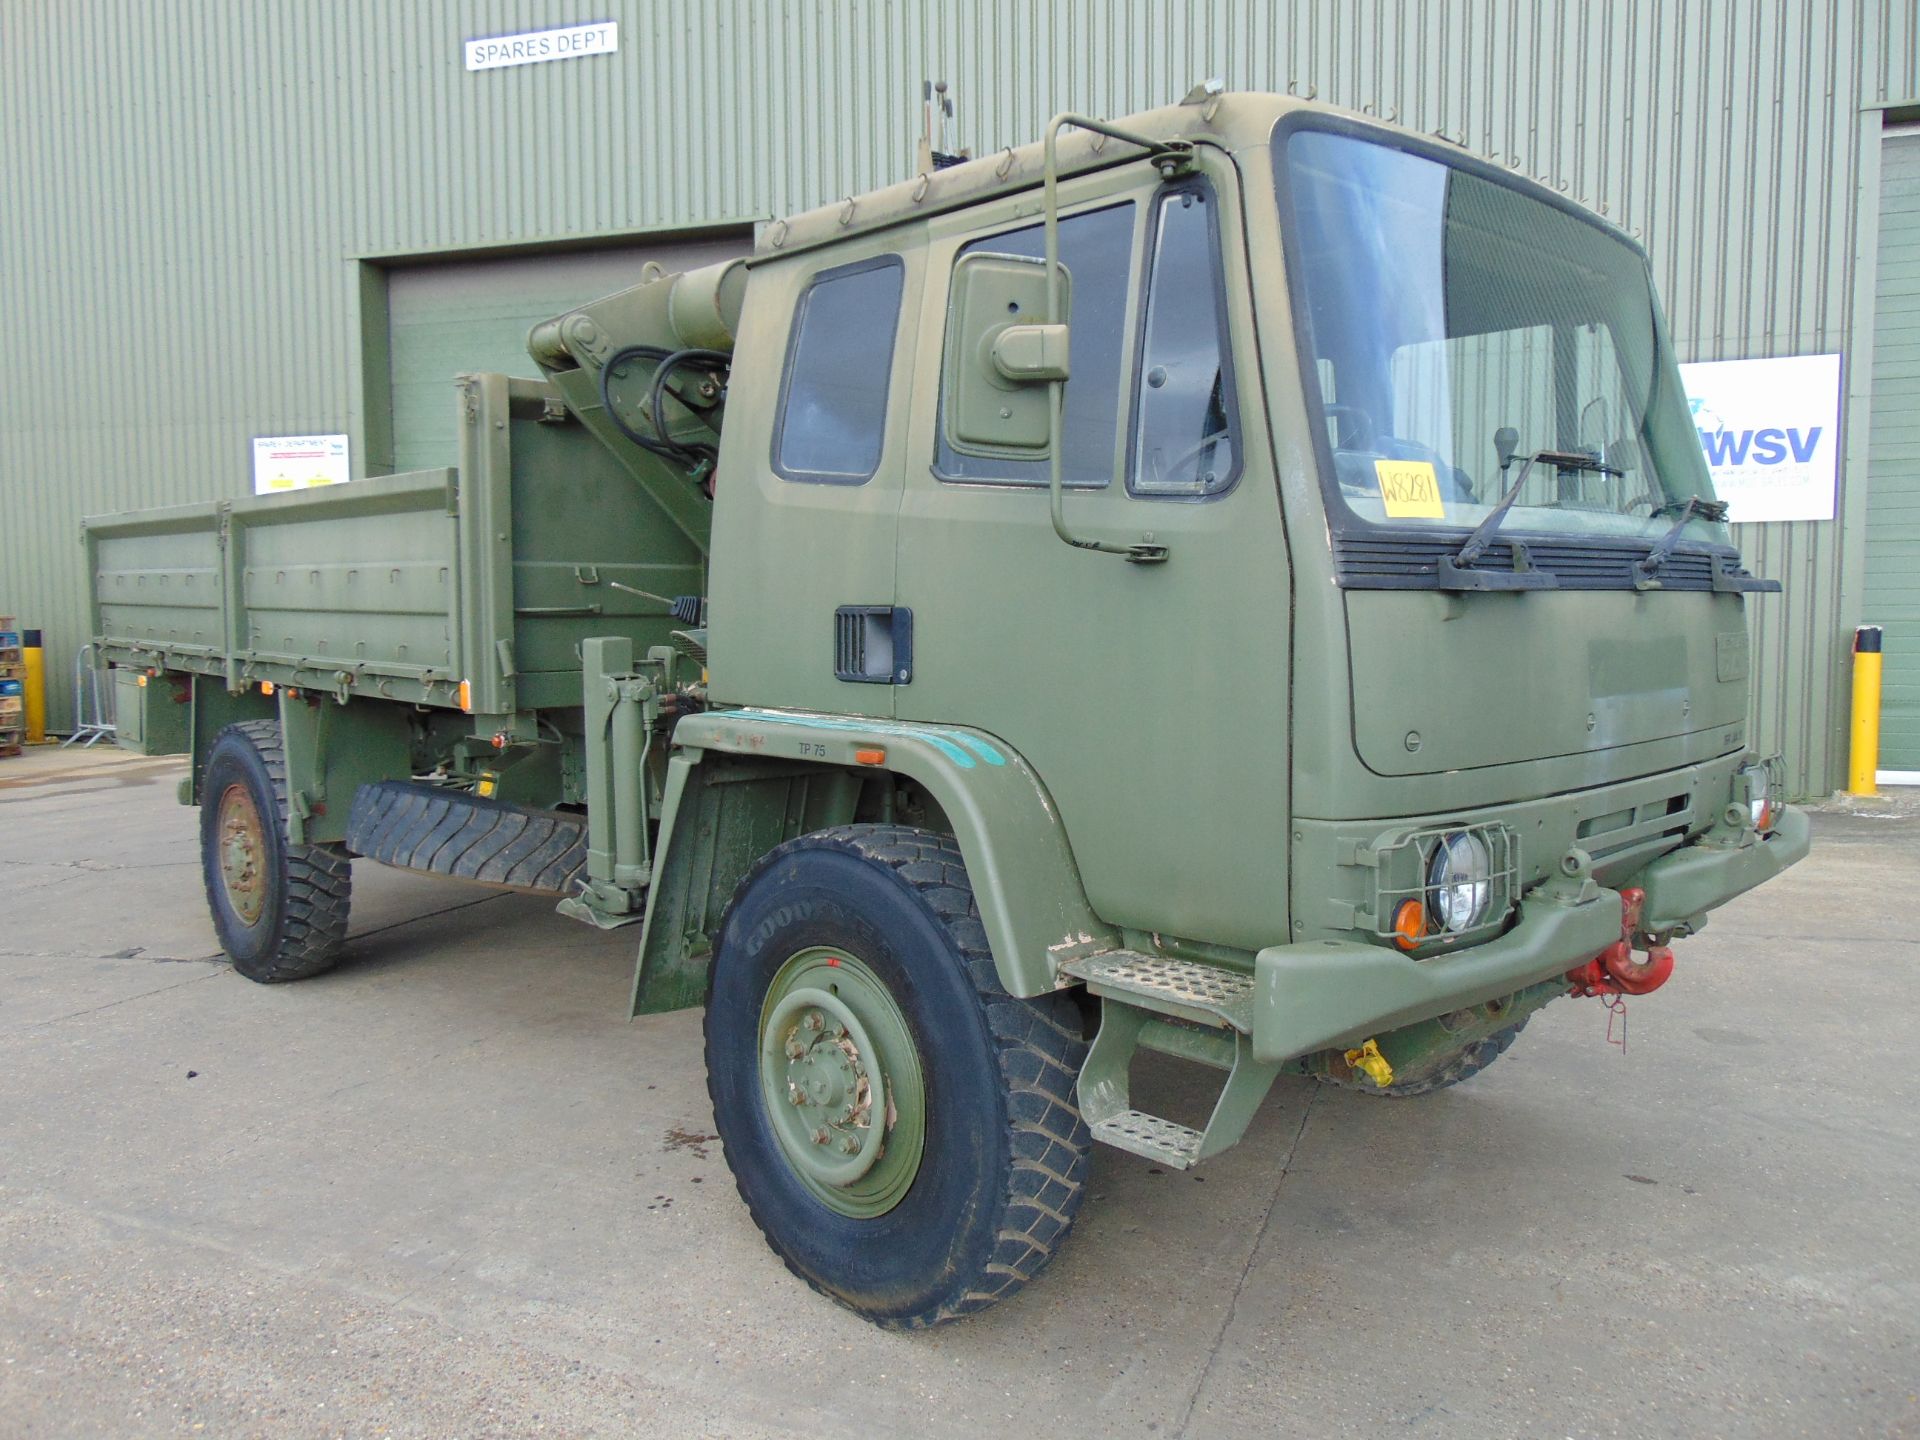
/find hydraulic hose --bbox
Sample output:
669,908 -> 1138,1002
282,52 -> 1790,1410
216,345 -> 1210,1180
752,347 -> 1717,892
597,344 -> 684,459
647,347 -> 731,471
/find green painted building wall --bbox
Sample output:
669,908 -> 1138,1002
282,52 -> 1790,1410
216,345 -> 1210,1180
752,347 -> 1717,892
2,1 -> 1916,796
1864,128 -> 1920,774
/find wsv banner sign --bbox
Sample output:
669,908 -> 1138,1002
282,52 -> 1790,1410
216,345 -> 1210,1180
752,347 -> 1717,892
1678,354 -> 1841,524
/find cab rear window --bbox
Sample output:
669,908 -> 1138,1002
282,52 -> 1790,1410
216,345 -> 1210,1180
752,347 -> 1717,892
773,256 -> 905,483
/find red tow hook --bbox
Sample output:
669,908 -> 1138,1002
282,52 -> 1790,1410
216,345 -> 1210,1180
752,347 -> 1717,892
1566,886 -> 1675,997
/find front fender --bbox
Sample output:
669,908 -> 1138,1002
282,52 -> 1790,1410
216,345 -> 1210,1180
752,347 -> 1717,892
640,708 -> 1110,1004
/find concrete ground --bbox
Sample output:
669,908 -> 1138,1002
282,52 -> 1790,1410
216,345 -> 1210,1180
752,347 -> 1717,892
0,747 -> 1914,1440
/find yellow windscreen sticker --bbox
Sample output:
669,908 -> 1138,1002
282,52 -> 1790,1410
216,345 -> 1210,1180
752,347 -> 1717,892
1373,459 -> 1446,519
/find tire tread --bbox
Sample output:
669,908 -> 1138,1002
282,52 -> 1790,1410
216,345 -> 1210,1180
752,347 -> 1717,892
208,719 -> 352,983
711,823 -> 1092,1329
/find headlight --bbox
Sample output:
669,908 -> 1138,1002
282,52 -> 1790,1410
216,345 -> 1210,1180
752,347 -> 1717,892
1425,830 -> 1493,933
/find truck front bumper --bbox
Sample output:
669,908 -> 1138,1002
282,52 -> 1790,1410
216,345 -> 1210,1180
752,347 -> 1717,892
1248,806 -> 1811,1065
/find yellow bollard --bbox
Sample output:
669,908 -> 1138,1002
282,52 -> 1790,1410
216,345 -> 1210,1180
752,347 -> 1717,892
22,628 -> 47,744
1849,625 -> 1882,797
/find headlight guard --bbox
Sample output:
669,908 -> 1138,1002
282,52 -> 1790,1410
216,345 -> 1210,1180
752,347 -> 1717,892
1363,822 -> 1520,953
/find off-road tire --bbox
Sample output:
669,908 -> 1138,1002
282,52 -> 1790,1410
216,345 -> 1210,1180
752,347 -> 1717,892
1320,1017 -> 1531,1098
705,824 -> 1091,1329
199,720 -> 352,983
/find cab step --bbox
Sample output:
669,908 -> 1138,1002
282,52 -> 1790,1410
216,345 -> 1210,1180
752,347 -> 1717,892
1064,950 -> 1279,1172
1089,1109 -> 1205,1168
1058,950 -> 1255,1032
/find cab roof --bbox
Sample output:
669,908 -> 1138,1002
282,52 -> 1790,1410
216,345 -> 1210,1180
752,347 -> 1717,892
752,89 -> 1632,268
752,90 -> 1312,263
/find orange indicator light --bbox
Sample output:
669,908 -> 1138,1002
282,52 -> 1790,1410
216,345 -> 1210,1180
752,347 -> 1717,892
1393,899 -> 1427,951
855,747 -> 886,766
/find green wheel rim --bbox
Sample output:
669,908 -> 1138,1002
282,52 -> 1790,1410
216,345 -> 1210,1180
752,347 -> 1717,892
758,946 -> 926,1219
216,782 -> 269,926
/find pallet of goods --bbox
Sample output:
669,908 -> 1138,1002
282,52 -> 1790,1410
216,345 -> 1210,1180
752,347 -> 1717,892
0,616 -> 21,757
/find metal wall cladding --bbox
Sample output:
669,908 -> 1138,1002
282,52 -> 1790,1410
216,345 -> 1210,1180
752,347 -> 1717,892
3,1 -> 1916,794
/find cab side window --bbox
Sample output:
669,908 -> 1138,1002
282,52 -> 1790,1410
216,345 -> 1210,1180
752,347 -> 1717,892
1131,186 -> 1239,495
773,256 -> 905,483
935,202 -> 1135,487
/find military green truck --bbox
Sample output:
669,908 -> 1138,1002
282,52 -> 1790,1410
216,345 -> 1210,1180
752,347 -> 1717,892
87,91 -> 1809,1328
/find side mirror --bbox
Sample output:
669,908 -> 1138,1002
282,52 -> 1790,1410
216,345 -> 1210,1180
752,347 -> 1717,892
991,323 -> 1070,382
942,251 -> 1070,456
1493,425 -> 1519,472
1578,395 -> 1614,452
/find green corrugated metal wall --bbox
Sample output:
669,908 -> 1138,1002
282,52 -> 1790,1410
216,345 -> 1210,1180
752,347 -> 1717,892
2,1 -> 1916,795
1864,129 -> 1920,773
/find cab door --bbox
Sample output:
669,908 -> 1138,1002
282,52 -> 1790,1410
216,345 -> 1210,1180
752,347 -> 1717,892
891,153 -> 1296,953
707,239 -> 924,717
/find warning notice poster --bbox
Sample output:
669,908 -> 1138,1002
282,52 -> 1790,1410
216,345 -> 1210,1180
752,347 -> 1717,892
252,435 -> 350,495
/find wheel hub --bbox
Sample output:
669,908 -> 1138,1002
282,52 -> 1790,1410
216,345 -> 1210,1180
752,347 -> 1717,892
758,948 -> 925,1218
216,783 -> 267,925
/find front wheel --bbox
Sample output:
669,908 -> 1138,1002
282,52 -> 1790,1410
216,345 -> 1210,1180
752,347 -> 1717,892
705,825 -> 1091,1329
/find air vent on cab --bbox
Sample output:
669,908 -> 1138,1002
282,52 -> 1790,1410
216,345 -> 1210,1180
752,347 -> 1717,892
834,606 -> 913,684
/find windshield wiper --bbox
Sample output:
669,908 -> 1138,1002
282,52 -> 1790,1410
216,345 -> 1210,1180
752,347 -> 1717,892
1436,448 -> 1617,590
1635,494 -> 1732,586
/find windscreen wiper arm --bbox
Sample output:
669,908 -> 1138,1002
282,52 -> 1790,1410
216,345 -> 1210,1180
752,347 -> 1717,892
1449,452 -> 1543,569
1449,448 -> 1618,568
1635,494 -> 1732,584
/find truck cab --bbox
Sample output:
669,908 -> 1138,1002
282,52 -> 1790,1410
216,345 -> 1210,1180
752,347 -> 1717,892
89,91 -> 1808,1330
689,88 -> 1801,1076
653,90 -> 1804,1303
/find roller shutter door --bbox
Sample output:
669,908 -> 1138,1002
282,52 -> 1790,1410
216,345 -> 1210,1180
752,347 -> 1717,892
1864,129 -> 1920,777
386,233 -> 750,472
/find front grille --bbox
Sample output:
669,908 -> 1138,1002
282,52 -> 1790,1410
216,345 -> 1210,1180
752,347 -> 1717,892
1332,533 -> 1747,592
1577,791 -> 1696,863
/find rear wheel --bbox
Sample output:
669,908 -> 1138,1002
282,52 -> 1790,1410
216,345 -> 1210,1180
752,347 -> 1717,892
199,720 -> 351,983
705,824 -> 1091,1328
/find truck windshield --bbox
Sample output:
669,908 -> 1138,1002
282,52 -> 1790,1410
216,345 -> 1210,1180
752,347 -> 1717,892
1280,128 -> 1719,545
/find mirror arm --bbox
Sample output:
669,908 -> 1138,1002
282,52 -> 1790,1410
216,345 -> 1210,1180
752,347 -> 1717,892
1041,112 -> 1184,565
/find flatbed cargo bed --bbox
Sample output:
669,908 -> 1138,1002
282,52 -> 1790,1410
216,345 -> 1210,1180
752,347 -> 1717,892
84,375 -> 705,717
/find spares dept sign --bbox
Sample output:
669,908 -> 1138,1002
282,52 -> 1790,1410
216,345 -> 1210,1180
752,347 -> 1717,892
1678,353 -> 1841,524
464,22 -> 618,72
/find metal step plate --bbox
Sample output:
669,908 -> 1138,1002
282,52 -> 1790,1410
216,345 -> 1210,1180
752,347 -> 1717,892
1060,951 -> 1255,1032
1090,1110 -> 1205,1169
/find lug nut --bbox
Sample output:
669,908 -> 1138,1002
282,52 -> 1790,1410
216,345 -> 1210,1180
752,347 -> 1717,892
804,1011 -> 824,1031
788,1086 -> 805,1105
840,1136 -> 859,1155
811,1128 -> 829,1145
